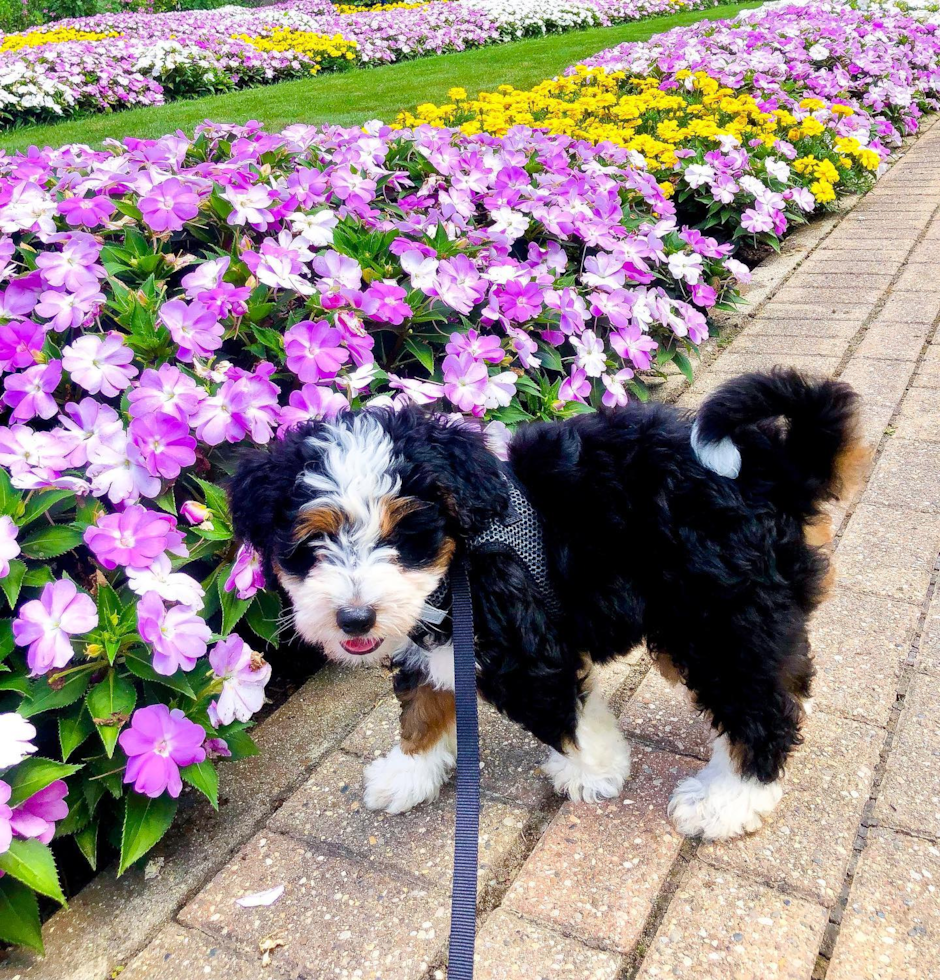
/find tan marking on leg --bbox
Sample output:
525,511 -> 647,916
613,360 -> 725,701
398,683 -> 456,755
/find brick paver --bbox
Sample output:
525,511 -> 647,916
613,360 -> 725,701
114,121 -> 940,980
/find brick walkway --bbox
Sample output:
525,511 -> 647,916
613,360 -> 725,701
104,128 -> 940,979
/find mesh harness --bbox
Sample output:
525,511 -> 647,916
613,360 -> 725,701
408,468 -> 563,651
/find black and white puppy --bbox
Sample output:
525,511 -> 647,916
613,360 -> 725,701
228,368 -> 864,840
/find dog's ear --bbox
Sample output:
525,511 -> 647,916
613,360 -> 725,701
227,424 -> 320,569
387,407 -> 509,536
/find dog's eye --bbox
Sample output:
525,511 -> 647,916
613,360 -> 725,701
384,505 -> 445,569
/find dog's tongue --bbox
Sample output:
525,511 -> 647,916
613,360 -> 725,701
341,637 -> 383,654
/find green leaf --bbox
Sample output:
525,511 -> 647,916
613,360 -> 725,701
18,490 -> 74,529
0,467 -> 21,520
0,559 -> 26,609
0,618 -> 13,662
535,340 -> 563,372
86,672 -> 137,758
192,477 -> 231,525
245,591 -> 282,646
6,757 -> 82,807
217,572 -> 250,636
181,760 -> 219,810
59,704 -> 94,761
54,794 -> 89,837
221,729 -> 259,760
20,671 -> 91,718
673,351 -> 695,384
0,875 -> 44,953
154,488 -> 177,516
22,566 -> 54,589
0,838 -> 65,904
119,793 -> 178,876
86,757 -> 123,801
123,651 -> 196,699
74,820 -> 98,871
19,525 -> 83,560
404,337 -> 435,373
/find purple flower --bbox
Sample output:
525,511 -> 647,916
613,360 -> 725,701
611,326 -> 658,372
433,255 -> 486,314
2,361 -> 61,422
558,366 -> 591,405
62,333 -> 137,398
127,364 -> 202,423
224,544 -> 264,600
208,635 -> 271,725
12,579 -> 98,676
277,384 -> 349,434
498,280 -> 543,322
0,781 -> 10,857
180,500 -> 212,525
387,375 -> 444,407
34,283 -> 106,332
0,516 -> 20,579
190,379 -> 252,446
119,704 -> 206,799
84,504 -> 186,571
130,413 -> 197,480
312,251 -> 361,295
58,398 -> 122,467
87,431 -> 161,504
284,320 -> 348,383
601,368 -> 634,408
0,320 -> 46,371
35,234 -> 104,291
139,178 -> 200,233
205,737 -> 232,760
741,207 -> 775,235
446,329 -> 504,364
9,780 -> 68,845
442,353 -> 488,414
136,591 -> 211,675
159,299 -> 223,362
58,195 -> 115,229
360,282 -> 412,326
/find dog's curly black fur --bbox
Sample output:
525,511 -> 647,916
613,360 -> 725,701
228,368 -> 863,818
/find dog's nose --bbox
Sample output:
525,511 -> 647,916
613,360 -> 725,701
336,606 -> 377,636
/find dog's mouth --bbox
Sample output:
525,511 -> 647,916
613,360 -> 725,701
339,637 -> 384,655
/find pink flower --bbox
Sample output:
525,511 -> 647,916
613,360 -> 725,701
9,780 -> 68,845
387,375 -> 444,406
34,283 -> 106,332
208,635 -> 271,724
84,504 -> 186,571
86,429 -> 161,504
127,364 -> 203,423
741,207 -> 775,234
611,326 -> 658,372
58,398 -> 122,466
136,591 -> 211,675
130,413 -> 197,480
159,299 -> 223,362
58,195 -> 115,229
360,282 -> 412,325
601,368 -> 634,408
139,178 -> 200,233
277,384 -> 349,434
284,320 -> 348,383
191,379 -> 251,446
35,234 -> 103,291
13,579 -> 98,676
62,333 -> 137,398
2,361 -> 61,421
180,500 -> 212,526
119,704 -> 206,799
442,353 -> 488,414
446,329 -> 504,364
0,515 -> 20,579
497,280 -> 543,322
224,544 -> 264,600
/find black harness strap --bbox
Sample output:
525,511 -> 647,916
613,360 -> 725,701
448,553 -> 479,980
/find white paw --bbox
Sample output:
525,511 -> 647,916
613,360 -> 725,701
667,738 -> 783,840
362,743 -> 454,814
542,740 -> 632,802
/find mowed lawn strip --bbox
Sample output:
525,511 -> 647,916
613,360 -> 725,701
1,2 -> 758,153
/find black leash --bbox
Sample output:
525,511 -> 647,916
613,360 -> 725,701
448,553 -> 479,979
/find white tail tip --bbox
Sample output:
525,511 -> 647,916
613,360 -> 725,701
691,420 -> 741,479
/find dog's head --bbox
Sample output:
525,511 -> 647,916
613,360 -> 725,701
227,407 -> 508,666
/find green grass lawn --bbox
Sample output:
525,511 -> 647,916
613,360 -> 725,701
1,2 -> 757,153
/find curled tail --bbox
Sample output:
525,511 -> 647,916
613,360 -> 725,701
692,368 -> 867,519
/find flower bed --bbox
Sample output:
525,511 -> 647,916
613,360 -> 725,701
0,0 -> 721,128
401,0 -> 940,242
0,112 -> 745,949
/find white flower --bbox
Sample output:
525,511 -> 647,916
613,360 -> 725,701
684,164 -> 716,189
0,516 -> 20,580
489,206 -> 529,239
573,330 -> 607,377
126,554 -> 206,610
667,252 -> 704,285
0,712 -> 37,769
765,159 -> 791,183
289,209 -> 338,247
808,43 -> 830,61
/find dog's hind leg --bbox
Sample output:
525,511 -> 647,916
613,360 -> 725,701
540,676 -> 632,803
652,622 -> 811,840
363,677 -> 456,814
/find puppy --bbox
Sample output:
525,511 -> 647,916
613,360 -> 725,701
228,368 -> 865,840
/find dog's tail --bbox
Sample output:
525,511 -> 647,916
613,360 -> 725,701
692,368 -> 867,518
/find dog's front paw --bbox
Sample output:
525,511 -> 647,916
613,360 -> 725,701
542,740 -> 632,803
362,744 -> 454,814
667,773 -> 782,840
